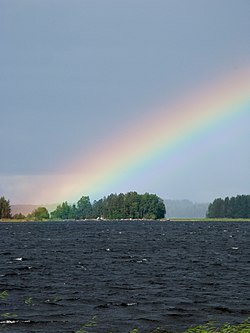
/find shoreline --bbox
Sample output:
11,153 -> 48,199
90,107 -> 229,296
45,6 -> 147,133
1,218 -> 250,223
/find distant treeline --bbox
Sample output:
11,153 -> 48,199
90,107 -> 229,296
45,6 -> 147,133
2,193 -> 250,221
0,192 -> 166,220
51,192 -> 166,220
165,200 -> 209,218
207,195 -> 250,218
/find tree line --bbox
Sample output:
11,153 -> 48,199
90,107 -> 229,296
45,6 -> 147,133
2,193 -> 250,220
51,192 -> 166,220
0,196 -> 49,220
206,195 -> 250,218
0,192 -> 166,220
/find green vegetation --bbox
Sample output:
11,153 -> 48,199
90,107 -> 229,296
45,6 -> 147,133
72,318 -> 250,333
207,195 -> 250,218
2,193 -> 250,222
75,316 -> 97,333
27,206 -> 50,220
0,196 -> 11,219
12,212 -> 26,219
1,192 -> 165,221
24,297 -> 33,306
0,195 -> 50,221
182,320 -> 250,333
1,312 -> 17,319
51,192 -> 166,220
171,218 -> 250,222
0,290 -> 8,300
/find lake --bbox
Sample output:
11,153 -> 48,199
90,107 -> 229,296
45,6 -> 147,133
0,220 -> 249,333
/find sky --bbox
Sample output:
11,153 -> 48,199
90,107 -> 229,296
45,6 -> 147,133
0,0 -> 250,205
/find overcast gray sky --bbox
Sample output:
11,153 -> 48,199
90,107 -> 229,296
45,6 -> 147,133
1,0 -> 250,204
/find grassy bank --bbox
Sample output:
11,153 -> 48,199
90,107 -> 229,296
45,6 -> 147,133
0,218 -> 50,222
170,218 -> 250,222
1,217 -> 250,222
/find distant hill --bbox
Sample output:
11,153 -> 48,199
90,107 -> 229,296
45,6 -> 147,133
11,204 -> 58,216
164,199 -> 209,218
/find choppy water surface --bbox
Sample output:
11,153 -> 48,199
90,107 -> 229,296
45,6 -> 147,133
0,221 -> 249,333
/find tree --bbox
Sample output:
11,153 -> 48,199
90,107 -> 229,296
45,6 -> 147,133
224,196 -> 230,218
92,199 -> 104,218
0,196 -> 11,219
28,207 -> 49,220
76,196 -> 92,219
207,198 -> 225,218
140,193 -> 166,219
12,213 -> 26,220
124,191 -> 140,219
70,203 -> 78,219
51,202 -> 72,219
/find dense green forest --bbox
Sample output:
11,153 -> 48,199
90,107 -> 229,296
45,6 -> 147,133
206,195 -> 250,218
51,192 -> 166,220
0,192 -> 165,220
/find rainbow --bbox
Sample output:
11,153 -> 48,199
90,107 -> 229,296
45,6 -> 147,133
35,68 -> 250,204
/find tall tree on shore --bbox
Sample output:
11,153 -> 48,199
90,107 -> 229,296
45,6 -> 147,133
76,196 -> 92,219
0,196 -> 11,219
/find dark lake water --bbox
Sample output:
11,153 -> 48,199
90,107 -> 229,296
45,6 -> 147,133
0,221 -> 249,333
